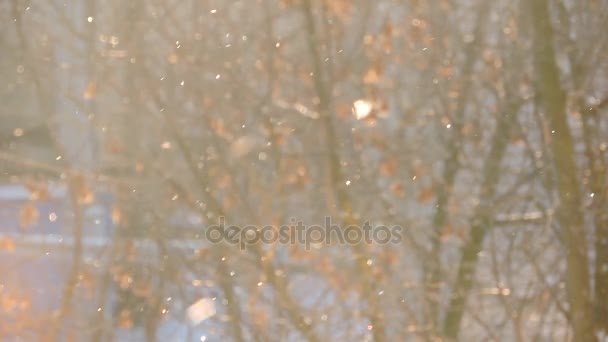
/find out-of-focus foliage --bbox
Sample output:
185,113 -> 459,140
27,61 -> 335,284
1,0 -> 607,341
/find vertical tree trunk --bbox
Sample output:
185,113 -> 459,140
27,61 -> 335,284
528,0 -> 596,340
301,1 -> 386,339
428,2 -> 490,331
442,105 -> 517,339
582,106 -> 608,332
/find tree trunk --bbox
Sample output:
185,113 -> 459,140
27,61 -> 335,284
443,105 -> 517,339
528,0 -> 596,340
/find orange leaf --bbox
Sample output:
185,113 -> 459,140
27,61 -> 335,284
390,182 -> 405,197
167,53 -> 179,64
111,206 -> 123,224
440,224 -> 453,241
83,81 -> 97,100
380,158 -> 398,176
19,203 -> 39,227
118,310 -> 134,328
71,174 -> 95,204
0,237 -> 16,252
326,0 -> 352,19
335,103 -> 352,120
106,139 -> 124,154
364,67 -> 381,85
417,187 -> 435,203
25,181 -> 50,201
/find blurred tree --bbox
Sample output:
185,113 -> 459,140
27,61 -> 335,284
1,0 -> 607,340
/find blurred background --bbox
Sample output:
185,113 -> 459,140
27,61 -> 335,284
0,0 -> 607,340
